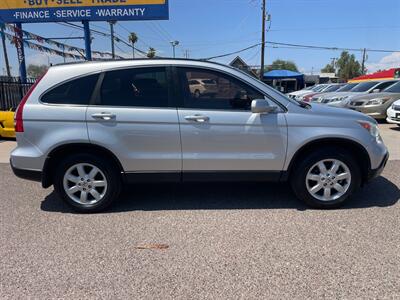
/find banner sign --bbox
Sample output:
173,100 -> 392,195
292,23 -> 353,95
4,24 -> 124,59
0,0 -> 169,23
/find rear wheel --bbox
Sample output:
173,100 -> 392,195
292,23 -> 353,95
290,148 -> 361,208
54,154 -> 121,213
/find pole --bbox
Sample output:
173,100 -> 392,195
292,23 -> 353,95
15,23 -> 27,83
109,21 -> 116,59
173,45 -> 176,58
361,48 -> 367,75
0,24 -> 11,77
260,0 -> 266,80
82,21 -> 92,61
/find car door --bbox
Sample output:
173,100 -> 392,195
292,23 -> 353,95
176,67 -> 288,180
86,66 -> 182,176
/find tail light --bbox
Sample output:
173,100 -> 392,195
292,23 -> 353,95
15,71 -> 47,133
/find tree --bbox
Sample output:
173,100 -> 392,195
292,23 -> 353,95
265,59 -> 299,72
27,64 -> 48,78
147,47 -> 156,58
336,51 -> 362,81
321,64 -> 335,73
128,32 -> 138,58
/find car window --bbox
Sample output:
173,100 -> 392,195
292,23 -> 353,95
41,74 -> 99,105
350,82 -> 379,92
374,81 -> 397,92
100,67 -> 169,107
383,81 -> 400,93
323,85 -> 343,93
336,83 -> 358,92
179,67 -> 264,110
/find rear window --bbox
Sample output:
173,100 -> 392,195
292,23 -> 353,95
41,74 -> 99,105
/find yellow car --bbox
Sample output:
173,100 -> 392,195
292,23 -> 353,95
0,110 -> 16,138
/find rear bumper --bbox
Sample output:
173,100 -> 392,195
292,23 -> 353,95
367,152 -> 389,181
10,159 -> 42,182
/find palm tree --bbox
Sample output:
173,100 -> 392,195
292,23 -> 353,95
128,32 -> 138,59
147,47 -> 156,58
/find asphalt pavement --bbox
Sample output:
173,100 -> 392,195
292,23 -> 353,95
1,160 -> 399,298
0,123 -> 399,298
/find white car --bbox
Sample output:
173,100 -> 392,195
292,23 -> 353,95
287,84 -> 329,100
189,78 -> 218,98
386,99 -> 400,126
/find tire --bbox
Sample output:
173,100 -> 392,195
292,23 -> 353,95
194,90 -> 201,98
54,153 -> 122,213
290,147 -> 361,209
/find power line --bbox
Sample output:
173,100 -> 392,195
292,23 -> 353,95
203,40 -> 400,60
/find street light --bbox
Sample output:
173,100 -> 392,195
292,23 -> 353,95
170,40 -> 179,58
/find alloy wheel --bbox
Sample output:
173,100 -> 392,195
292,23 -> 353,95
63,163 -> 108,205
306,159 -> 351,202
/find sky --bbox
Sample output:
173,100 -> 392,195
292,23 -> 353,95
1,0 -> 400,77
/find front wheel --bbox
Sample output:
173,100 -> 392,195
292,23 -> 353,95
54,154 -> 121,213
290,148 -> 361,208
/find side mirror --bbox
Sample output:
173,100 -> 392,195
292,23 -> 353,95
251,99 -> 277,114
372,89 -> 380,93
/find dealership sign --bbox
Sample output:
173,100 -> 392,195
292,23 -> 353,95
0,0 -> 169,23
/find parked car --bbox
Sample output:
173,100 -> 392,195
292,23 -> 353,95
346,81 -> 400,120
386,99 -> 400,126
188,78 -> 218,98
287,84 -> 329,100
294,84 -> 334,101
311,83 -> 359,103
0,110 -> 16,138
11,59 -> 388,212
325,80 -> 398,107
302,83 -> 346,102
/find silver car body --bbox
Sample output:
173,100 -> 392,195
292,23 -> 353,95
11,59 -> 388,183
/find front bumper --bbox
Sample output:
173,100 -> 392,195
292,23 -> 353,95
386,107 -> 400,124
348,105 -> 386,119
367,152 -> 389,181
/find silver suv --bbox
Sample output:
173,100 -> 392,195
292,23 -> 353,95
11,59 -> 389,212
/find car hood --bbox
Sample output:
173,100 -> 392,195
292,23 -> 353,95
288,90 -> 313,97
306,103 -> 374,122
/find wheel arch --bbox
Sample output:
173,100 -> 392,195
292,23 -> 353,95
285,138 -> 371,184
42,143 -> 124,188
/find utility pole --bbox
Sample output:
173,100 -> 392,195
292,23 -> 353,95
0,23 -> 11,77
170,40 -> 179,58
109,21 -> 117,59
260,0 -> 266,80
183,49 -> 190,59
361,48 -> 367,74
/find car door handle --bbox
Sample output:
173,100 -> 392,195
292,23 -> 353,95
91,113 -> 116,121
184,115 -> 210,123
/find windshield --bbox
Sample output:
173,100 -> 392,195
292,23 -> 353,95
312,85 -> 328,92
323,84 -> 344,93
336,83 -> 358,92
350,82 -> 378,92
383,81 -> 400,93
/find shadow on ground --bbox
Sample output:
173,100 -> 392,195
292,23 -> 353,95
389,125 -> 400,131
41,175 -> 399,214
